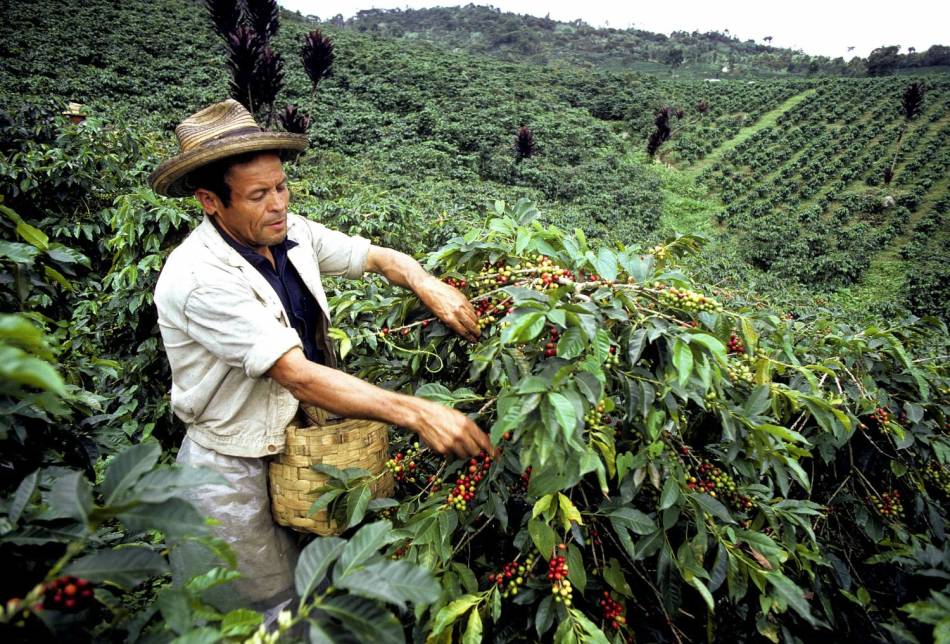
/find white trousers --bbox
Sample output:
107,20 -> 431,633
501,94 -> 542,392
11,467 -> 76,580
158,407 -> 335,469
170,436 -> 300,611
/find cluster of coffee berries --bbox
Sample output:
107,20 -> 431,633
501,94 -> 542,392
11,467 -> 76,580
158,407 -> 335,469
870,489 -> 903,519
513,466 -> 532,494
923,461 -> 950,497
471,260 -> 514,289
446,451 -> 492,511
727,333 -> 745,354
599,591 -> 627,630
548,548 -> 573,605
727,354 -> 756,385
390,543 -> 410,560
605,345 -> 620,368
475,296 -> 513,330
543,325 -> 561,358
687,460 -> 755,511
584,398 -> 613,432
649,244 -> 668,260
386,443 -> 422,483
42,576 -> 94,612
870,407 -> 891,430
488,555 -> 535,598
528,256 -> 574,291
655,283 -> 723,313
441,276 -> 469,290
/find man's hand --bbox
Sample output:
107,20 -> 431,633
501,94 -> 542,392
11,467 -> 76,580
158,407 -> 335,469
408,398 -> 496,459
366,246 -> 480,342
415,275 -> 480,342
268,348 -> 495,459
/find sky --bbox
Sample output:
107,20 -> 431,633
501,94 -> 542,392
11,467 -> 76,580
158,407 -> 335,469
278,0 -> 949,59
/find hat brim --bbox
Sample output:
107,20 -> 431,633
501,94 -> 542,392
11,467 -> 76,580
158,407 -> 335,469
149,132 -> 309,198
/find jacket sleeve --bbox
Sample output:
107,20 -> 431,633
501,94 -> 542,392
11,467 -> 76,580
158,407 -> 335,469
182,283 -> 303,379
304,219 -> 371,279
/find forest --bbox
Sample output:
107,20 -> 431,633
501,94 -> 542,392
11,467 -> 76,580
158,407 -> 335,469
0,0 -> 948,642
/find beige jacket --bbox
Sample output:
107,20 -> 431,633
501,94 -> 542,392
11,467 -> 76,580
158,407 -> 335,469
154,213 -> 370,457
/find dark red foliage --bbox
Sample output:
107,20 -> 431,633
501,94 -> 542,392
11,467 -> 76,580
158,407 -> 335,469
278,105 -> 310,134
646,107 -> 672,157
225,26 -> 262,113
244,0 -> 279,42
901,82 -> 925,121
515,126 -> 535,161
301,30 -> 335,91
205,0 -> 241,38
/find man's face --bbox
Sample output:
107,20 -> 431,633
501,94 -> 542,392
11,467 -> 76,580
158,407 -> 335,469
197,153 -> 290,250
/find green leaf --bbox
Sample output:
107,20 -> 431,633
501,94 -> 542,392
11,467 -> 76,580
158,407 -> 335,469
415,383 -> 482,406
220,608 -> 263,637
49,470 -> 93,523
9,469 -> 38,525
688,333 -> 728,366
430,594 -> 480,637
627,328 -> 648,364
528,518 -> 557,556
318,594 -> 403,643
309,488 -> 344,515
335,560 -> 439,610
659,475 -> 681,510
672,339 -> 693,386
556,327 -> 587,360
743,385 -> 771,417
603,558 -> 633,597
328,327 -> 352,359
156,588 -> 193,636
608,507 -> 657,534
462,606 -> 483,644
766,572 -> 822,627
688,576 -> 715,611
296,536 -> 346,600
102,442 -> 161,505
171,627 -> 221,644
567,543 -> 587,593
15,221 -> 49,250
692,493 -> 736,524
501,311 -> 545,344
117,498 -> 208,537
336,520 -> 397,579
0,240 -> 39,263
65,547 -> 169,589
547,392 -> 578,437
346,484 -> 372,528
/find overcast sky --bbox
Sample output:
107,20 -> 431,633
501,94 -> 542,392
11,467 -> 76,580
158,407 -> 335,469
279,0 -> 949,59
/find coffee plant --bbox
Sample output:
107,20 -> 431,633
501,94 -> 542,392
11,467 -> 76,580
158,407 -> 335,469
323,199 -> 950,643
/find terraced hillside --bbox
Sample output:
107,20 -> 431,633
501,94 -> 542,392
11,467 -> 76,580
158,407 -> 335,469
682,77 -> 950,318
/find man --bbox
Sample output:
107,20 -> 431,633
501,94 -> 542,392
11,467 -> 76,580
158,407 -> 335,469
149,100 -> 492,614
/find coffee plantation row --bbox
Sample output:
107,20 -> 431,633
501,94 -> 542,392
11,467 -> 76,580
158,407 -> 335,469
1,0 -> 949,641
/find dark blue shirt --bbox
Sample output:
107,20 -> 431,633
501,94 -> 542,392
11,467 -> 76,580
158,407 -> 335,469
211,219 -> 326,365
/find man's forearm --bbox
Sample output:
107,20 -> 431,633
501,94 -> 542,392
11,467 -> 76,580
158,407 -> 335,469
365,245 -> 433,292
269,348 -> 420,427
268,348 -> 494,457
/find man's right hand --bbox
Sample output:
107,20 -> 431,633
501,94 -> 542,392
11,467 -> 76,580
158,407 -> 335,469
407,398 -> 496,459
268,348 -> 495,460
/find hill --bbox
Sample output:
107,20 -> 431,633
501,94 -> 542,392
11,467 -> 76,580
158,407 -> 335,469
327,5 -> 950,79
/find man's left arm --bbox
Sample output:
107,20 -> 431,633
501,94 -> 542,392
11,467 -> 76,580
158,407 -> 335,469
366,246 -> 480,343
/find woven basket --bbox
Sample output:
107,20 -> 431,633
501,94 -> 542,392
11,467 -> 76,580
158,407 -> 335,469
269,406 -> 394,535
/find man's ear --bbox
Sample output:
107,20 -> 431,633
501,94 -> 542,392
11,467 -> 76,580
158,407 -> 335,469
194,188 -> 218,216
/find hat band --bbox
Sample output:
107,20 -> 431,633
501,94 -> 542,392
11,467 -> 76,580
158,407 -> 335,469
210,126 -> 264,141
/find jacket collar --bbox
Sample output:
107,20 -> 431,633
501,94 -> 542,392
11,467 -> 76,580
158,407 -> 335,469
194,214 -> 331,321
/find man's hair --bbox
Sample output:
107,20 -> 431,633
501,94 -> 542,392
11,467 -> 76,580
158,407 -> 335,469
185,150 -> 280,208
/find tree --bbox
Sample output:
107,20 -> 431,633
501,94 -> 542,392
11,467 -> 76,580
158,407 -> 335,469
664,47 -> 684,70
867,45 -> 901,76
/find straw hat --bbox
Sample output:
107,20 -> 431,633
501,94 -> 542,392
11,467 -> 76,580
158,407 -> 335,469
62,102 -> 87,117
149,99 -> 308,198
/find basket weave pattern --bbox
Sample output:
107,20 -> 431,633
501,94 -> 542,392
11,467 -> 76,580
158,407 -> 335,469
269,412 -> 395,535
